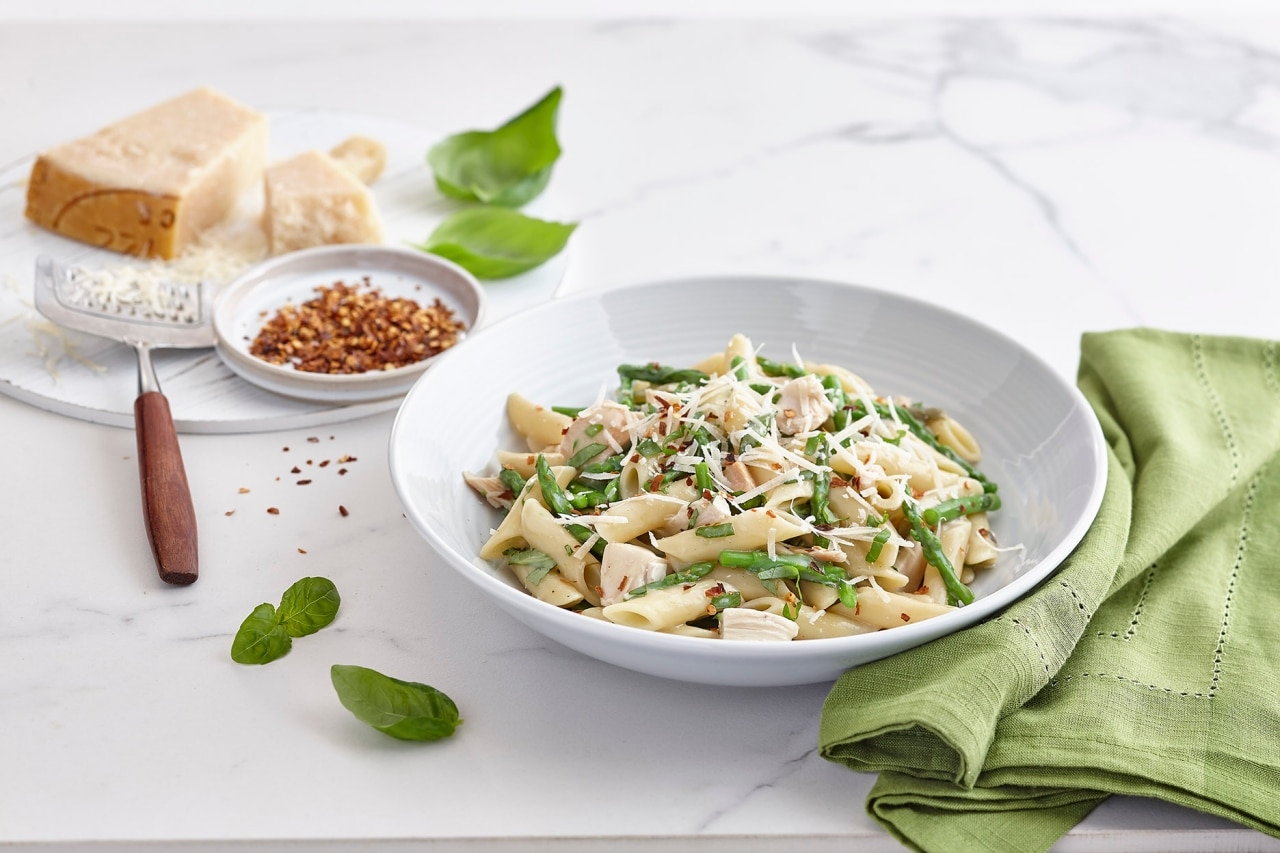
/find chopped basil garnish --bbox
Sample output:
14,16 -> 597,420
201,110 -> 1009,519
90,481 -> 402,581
565,442 -> 607,468
505,548 -> 558,585
866,527 -> 892,562
695,522 -> 735,539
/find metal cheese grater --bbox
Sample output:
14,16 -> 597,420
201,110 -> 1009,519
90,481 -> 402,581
33,254 -> 214,585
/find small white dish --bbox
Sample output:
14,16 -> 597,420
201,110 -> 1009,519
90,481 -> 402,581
388,275 -> 1108,687
213,244 -> 486,403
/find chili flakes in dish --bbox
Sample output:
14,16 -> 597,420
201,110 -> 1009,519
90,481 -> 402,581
248,276 -> 465,374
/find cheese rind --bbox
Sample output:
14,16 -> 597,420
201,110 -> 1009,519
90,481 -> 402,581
263,149 -> 384,256
24,87 -> 268,260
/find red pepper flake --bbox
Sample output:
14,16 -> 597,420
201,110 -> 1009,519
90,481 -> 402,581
338,468 -> 349,476
224,510 -> 235,516
900,613 -> 911,622
337,455 -> 358,463
267,507 -> 280,515
282,447 -> 289,452
307,436 -> 320,443
297,479 -> 312,485
298,548 -> 307,554
291,466 -> 301,474
238,487 -> 250,494
319,460 -> 330,468
338,505 -> 349,517
248,278 -> 466,374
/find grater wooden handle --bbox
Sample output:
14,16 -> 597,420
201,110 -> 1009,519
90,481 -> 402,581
134,391 -> 199,585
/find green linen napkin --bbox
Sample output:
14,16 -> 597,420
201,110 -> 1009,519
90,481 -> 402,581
819,329 -> 1280,853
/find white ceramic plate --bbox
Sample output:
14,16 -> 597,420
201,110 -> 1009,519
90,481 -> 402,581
213,245 -> 485,403
388,275 -> 1108,687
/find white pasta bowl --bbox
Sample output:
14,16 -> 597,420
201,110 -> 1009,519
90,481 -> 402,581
388,276 -> 1107,687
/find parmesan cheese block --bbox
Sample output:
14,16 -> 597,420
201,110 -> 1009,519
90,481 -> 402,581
24,86 -> 268,260
263,149 -> 384,256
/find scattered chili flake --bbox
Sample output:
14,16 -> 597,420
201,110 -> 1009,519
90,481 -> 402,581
247,277 -> 466,374
282,447 -> 289,452
238,487 -> 250,494
338,468 -> 348,476
307,436 -> 320,443
291,466 -> 301,474
338,505 -> 349,517
267,507 -> 280,515
338,455 -> 357,463
900,613 -> 911,622
319,460 -> 330,468
297,479 -> 312,485
225,510 -> 235,516
298,548 -> 307,554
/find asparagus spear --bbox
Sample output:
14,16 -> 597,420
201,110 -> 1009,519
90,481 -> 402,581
534,455 -> 607,559
718,550 -> 858,608
805,434 -> 840,526
922,492 -> 1002,526
901,498 -> 973,606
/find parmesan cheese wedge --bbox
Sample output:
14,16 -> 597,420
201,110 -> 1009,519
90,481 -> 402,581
24,86 -> 268,260
263,149 -> 384,256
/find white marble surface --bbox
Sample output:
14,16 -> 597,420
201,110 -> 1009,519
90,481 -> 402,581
2,13 -> 1280,853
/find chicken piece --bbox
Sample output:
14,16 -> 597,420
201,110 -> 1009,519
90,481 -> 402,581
661,493 -> 733,535
691,494 -> 733,529
559,400 -> 637,466
722,460 -> 756,494
462,471 -> 513,509
598,542 -> 670,606
774,374 -> 835,435
719,608 -> 800,641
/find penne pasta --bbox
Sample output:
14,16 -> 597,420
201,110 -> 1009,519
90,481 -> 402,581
463,334 -> 1007,641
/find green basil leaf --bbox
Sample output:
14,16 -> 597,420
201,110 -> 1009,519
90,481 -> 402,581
276,576 -> 341,638
230,603 -> 293,665
416,207 -> 576,280
426,86 -> 563,207
330,664 -> 462,742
